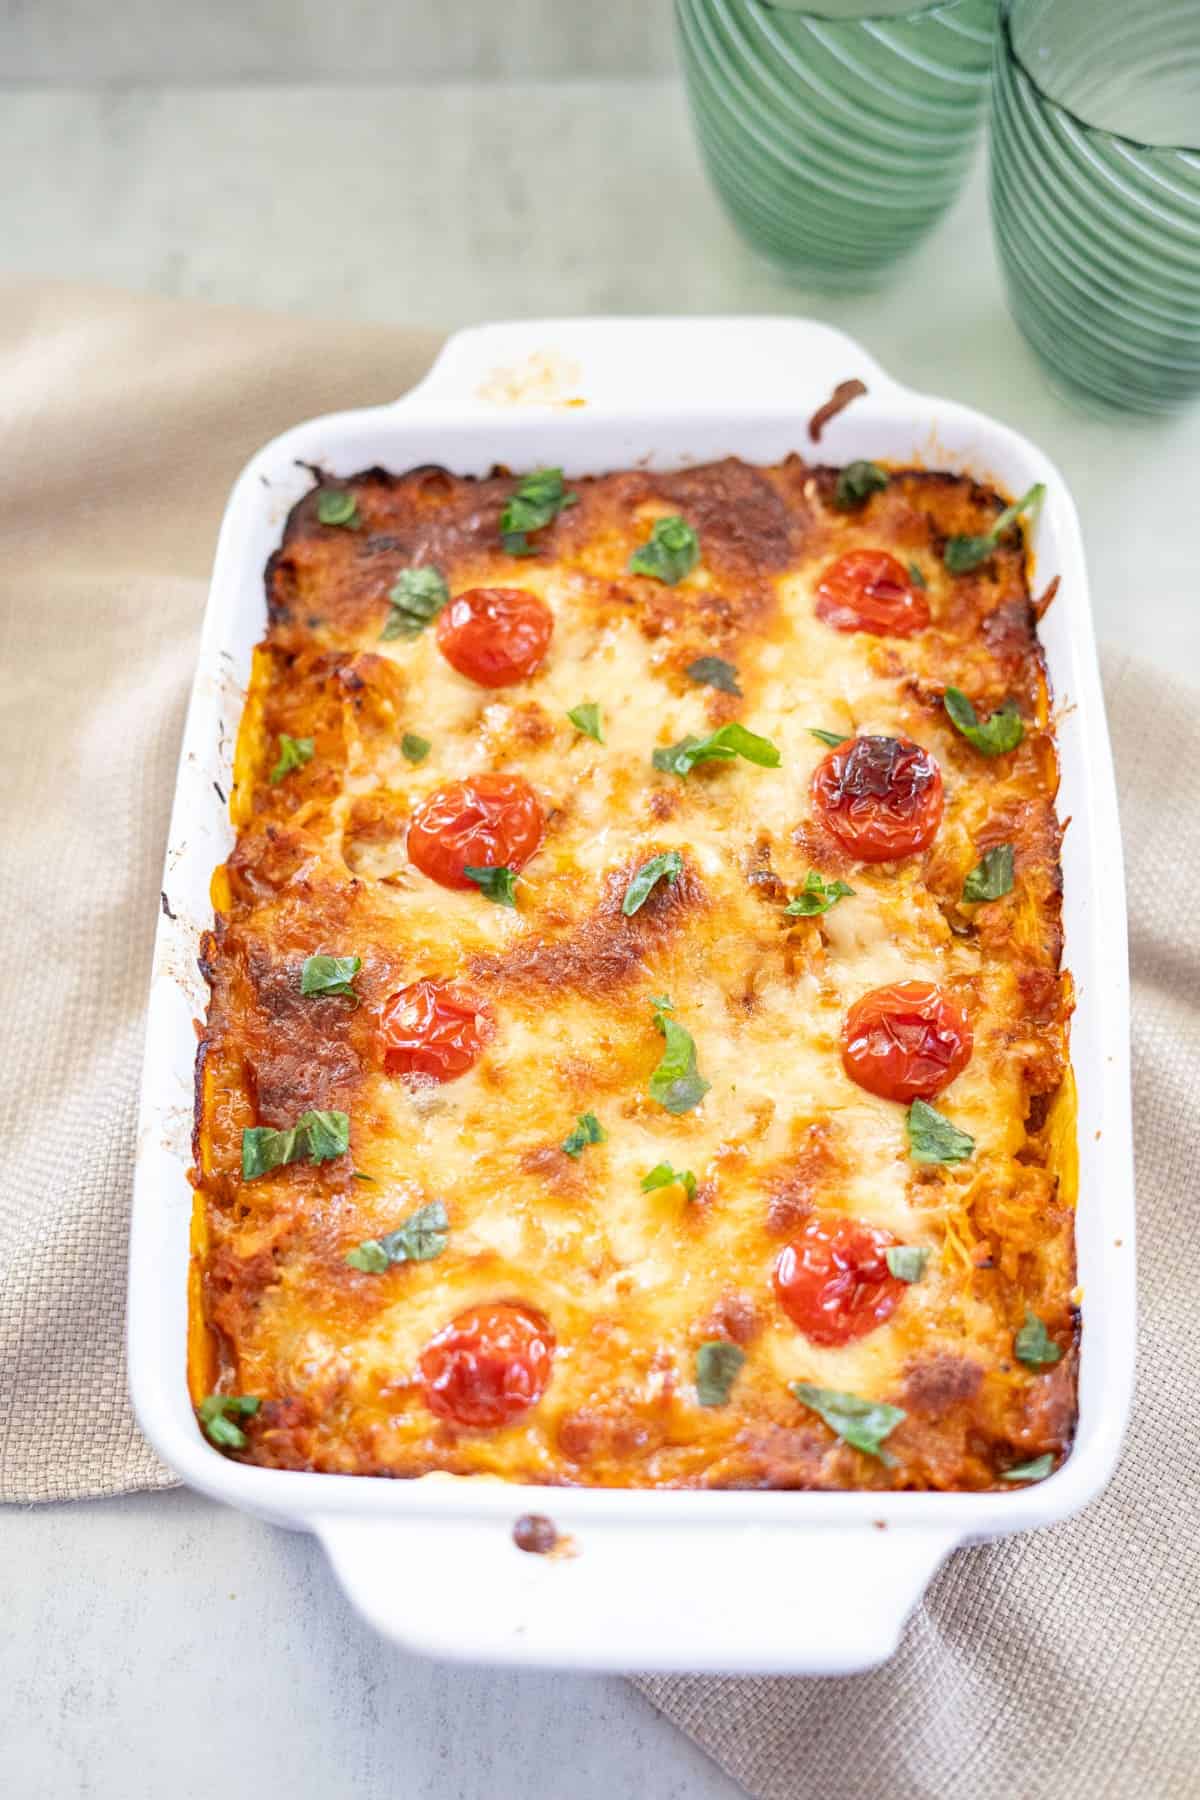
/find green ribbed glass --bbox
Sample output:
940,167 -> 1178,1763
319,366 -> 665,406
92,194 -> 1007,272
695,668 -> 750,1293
991,0 -> 1200,414
675,0 -> 998,289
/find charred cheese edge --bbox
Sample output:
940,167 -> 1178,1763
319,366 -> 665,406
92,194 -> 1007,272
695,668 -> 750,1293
190,457 -> 1077,1490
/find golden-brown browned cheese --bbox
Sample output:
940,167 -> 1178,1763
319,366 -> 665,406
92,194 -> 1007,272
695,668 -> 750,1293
190,455 -> 1077,1490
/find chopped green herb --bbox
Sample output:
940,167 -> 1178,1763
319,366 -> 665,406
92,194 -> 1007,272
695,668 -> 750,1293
198,1393 -> 260,1451
1014,1310 -> 1062,1367
1002,1453 -> 1055,1483
685,655 -> 741,696
833,461 -> 889,511
963,843 -> 1015,903
401,732 -> 432,763
381,566 -> 449,640
463,865 -> 518,907
300,953 -> 361,1002
269,734 -> 314,785
944,483 -> 1045,574
561,1112 -> 607,1159
790,1382 -> 906,1463
944,687 -> 1025,757
648,996 -> 710,1115
345,1199 -> 449,1272
696,1341 -> 745,1408
628,515 -> 700,585
501,467 -> 577,556
885,1245 -> 930,1283
785,870 -> 855,918
652,722 -> 780,779
808,727 -> 849,749
352,1171 -> 376,1183
907,560 -> 928,590
640,1162 -> 697,1200
567,702 -> 604,744
241,1108 -> 350,1181
316,488 -> 360,529
905,1099 -> 975,1165
622,850 -> 684,917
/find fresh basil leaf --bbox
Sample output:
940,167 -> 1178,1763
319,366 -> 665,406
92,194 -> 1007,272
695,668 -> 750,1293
833,461 -> 889,510
907,560 -> 927,590
790,1382 -> 906,1463
316,488 -> 360,529
344,1239 -> 389,1273
963,843 -> 1014,903
296,1109 -> 351,1163
198,1394 -> 260,1450
300,953 -> 361,1002
696,1341 -> 745,1408
944,687 -> 1025,757
500,468 -> 577,555
686,655 -> 741,696
269,734 -> 314,785
905,1099 -> 975,1165
1014,1310 -> 1062,1367
648,998 -> 710,1115
380,1198 -> 449,1263
401,732 -> 432,763
1002,1453 -> 1055,1482
381,566 -> 449,639
628,515 -> 700,585
784,870 -> 855,918
652,722 -> 780,778
622,849 -> 684,917
561,1112 -> 607,1158
640,1162 -> 697,1199
241,1124 -> 299,1181
463,865 -> 518,907
885,1245 -> 930,1283
346,1199 -> 450,1271
944,483 -> 1045,574
567,702 -> 604,744
241,1108 -> 350,1180
808,727 -> 849,749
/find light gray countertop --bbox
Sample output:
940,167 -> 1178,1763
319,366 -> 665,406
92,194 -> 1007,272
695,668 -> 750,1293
2,73 -> 1195,1800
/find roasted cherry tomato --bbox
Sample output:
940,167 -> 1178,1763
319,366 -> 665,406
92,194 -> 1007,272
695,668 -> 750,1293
378,980 -> 491,1082
407,773 -> 543,890
811,735 -> 943,863
420,1302 -> 555,1429
774,1215 -> 905,1346
842,979 -> 973,1102
435,587 -> 554,688
815,550 -> 930,637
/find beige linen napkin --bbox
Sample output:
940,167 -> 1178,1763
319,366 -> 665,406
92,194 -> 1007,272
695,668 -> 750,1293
1,284 -> 1196,1800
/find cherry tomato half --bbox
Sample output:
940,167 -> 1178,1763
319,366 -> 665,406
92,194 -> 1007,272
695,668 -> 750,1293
420,1302 -> 555,1429
407,774 -> 544,890
435,587 -> 553,688
842,980 -> 973,1103
378,980 -> 491,1082
815,550 -> 930,637
811,735 -> 943,863
774,1215 -> 905,1347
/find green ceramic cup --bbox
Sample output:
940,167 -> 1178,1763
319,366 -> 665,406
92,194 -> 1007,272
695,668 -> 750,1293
991,0 -> 1200,414
675,0 -> 998,289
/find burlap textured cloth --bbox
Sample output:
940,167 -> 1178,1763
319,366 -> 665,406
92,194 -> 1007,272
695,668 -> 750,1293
1,283 -> 1195,1799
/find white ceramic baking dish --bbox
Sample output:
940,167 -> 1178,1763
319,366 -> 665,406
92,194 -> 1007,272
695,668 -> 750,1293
129,316 -> 1134,1675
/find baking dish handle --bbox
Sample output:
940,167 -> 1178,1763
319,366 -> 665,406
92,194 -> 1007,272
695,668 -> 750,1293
315,1515 -> 960,1674
394,315 -> 896,420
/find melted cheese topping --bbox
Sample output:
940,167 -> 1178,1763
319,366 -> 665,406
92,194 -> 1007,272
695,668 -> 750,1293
192,457 -> 1076,1490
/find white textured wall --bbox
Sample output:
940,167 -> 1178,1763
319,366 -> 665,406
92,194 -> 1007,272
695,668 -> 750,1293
0,0 -> 677,81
